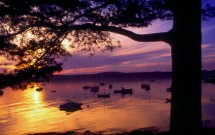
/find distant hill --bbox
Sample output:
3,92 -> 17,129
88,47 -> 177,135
94,71 -> 172,78
51,70 -> 215,80
51,71 -> 172,82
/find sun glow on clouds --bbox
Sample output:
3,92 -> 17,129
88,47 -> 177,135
60,21 -> 174,74
110,42 -> 170,57
60,49 -> 172,75
60,59 -> 172,75
60,41 -> 172,74
62,38 -> 74,52
202,43 -> 215,70
60,65 -> 109,75
0,65 -> 15,69
0,56 -> 16,73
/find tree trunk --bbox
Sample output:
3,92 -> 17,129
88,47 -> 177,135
170,0 -> 202,134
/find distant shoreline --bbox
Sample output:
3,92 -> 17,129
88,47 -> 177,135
53,70 -> 215,78
27,127 -> 215,135
52,71 -> 172,81
50,70 -> 215,82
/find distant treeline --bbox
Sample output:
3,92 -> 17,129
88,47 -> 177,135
51,70 -> 215,82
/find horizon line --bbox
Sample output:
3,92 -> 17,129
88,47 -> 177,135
54,69 -> 214,76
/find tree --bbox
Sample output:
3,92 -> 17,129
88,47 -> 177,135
0,0 -> 214,134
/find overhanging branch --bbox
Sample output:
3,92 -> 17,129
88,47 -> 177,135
68,24 -> 170,43
0,22 -> 171,43
0,26 -> 33,39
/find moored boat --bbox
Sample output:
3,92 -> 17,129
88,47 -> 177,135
97,93 -> 110,98
90,85 -> 99,93
36,87 -> 43,91
83,85 -> 91,90
59,101 -> 83,112
114,87 -> 133,95
141,84 -> 151,91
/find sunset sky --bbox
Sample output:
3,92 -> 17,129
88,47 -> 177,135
0,7 -> 215,75
59,18 -> 215,75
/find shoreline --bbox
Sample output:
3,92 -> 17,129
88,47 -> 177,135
27,127 -> 215,135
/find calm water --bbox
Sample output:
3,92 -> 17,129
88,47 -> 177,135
0,76 -> 215,135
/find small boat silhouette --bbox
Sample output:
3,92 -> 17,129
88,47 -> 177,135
83,85 -> 91,90
97,93 -> 110,98
59,101 -> 83,112
141,84 -> 150,91
90,85 -> 99,93
114,87 -> 133,95
36,87 -> 43,91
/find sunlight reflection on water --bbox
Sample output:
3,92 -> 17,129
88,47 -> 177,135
0,77 -> 215,135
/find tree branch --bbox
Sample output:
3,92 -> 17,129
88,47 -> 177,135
71,1 -> 113,23
66,24 -> 170,43
0,25 -> 33,38
0,22 -> 171,43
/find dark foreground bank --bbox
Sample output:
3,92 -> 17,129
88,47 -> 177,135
28,127 -> 215,135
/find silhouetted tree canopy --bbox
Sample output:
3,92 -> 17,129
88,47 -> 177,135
0,0 -> 214,88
